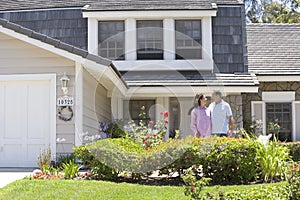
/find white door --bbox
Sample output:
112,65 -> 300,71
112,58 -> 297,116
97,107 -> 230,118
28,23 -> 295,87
0,79 -> 52,167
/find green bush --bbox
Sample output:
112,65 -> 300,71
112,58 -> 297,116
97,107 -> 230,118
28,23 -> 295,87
73,145 -> 118,180
281,142 -> 300,162
85,137 -> 194,174
203,182 -> 289,200
195,137 -> 258,185
74,137 -> 260,185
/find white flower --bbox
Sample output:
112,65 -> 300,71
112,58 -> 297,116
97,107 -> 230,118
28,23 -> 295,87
56,137 -> 66,143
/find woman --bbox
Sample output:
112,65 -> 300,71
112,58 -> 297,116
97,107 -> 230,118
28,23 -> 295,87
190,93 -> 211,138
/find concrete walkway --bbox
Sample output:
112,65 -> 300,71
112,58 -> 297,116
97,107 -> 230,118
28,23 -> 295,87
0,168 -> 33,188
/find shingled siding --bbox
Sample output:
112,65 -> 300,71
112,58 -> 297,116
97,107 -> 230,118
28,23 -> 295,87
212,5 -> 247,73
0,8 -> 87,50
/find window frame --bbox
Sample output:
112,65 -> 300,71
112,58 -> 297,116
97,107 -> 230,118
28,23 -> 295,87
136,20 -> 164,60
98,20 -> 125,60
175,20 -> 202,60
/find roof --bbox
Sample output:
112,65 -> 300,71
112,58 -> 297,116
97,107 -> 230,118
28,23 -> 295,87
0,0 -> 242,12
0,17 -> 110,65
122,71 -> 259,87
247,24 -> 300,75
0,17 -> 128,88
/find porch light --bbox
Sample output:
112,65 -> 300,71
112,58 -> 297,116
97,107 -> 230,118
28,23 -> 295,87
60,72 -> 70,96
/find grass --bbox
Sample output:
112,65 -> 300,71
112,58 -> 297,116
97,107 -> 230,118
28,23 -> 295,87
0,179 -> 188,200
0,179 -> 287,200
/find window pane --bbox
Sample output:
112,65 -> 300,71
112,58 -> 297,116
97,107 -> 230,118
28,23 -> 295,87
175,20 -> 202,60
98,21 -> 125,60
137,20 -> 163,60
266,103 -> 292,141
129,100 -> 156,124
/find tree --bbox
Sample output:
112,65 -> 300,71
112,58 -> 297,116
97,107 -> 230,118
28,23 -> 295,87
244,0 -> 300,23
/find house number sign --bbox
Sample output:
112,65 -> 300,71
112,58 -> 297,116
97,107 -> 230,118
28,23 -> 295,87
57,96 -> 74,106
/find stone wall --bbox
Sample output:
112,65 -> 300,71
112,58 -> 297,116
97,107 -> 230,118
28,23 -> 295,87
225,95 -> 243,133
242,81 -> 300,129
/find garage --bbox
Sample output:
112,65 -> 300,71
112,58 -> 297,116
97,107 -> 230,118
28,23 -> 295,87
0,74 -> 56,167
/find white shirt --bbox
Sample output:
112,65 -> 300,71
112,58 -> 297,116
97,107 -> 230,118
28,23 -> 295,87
208,100 -> 232,134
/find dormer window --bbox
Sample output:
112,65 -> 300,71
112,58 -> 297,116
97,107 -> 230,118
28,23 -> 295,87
98,21 -> 125,60
175,20 -> 202,60
137,20 -> 163,60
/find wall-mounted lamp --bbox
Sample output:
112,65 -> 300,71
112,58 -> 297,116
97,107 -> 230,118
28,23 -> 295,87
60,72 -> 70,96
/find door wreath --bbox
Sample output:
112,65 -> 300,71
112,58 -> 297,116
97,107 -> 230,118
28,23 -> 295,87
57,106 -> 73,121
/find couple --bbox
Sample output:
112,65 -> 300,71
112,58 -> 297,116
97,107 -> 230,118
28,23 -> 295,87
190,91 -> 234,138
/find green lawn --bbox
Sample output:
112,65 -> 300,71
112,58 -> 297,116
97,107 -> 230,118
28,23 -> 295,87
0,179 -> 188,200
0,179 -> 286,200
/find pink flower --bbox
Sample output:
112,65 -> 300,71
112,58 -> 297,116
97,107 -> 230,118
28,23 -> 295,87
145,147 -> 150,151
149,120 -> 154,125
146,135 -> 150,139
164,119 -> 169,124
164,111 -> 169,118
160,112 -> 164,115
190,185 -> 195,191
153,133 -> 157,137
144,141 -> 148,144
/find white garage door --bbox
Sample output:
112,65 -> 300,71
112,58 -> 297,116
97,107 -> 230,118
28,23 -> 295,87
0,77 -> 54,167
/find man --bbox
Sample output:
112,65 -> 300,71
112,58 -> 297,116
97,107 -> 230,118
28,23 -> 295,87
208,90 -> 234,137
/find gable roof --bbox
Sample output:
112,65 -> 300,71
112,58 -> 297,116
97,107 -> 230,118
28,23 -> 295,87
0,17 -> 111,66
0,0 -> 242,12
247,24 -> 300,75
0,17 -> 128,90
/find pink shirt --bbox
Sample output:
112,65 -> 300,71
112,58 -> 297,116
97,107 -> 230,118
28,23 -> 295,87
190,106 -> 211,137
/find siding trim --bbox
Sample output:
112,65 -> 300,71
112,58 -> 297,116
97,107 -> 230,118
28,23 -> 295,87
75,62 -> 83,146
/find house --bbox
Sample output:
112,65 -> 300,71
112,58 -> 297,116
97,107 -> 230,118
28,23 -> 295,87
245,24 -> 300,142
0,0 -> 268,168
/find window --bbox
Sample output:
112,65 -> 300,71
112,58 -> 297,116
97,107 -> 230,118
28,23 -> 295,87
266,103 -> 292,141
98,21 -> 125,60
137,20 -> 163,60
129,100 -> 156,124
175,20 -> 202,59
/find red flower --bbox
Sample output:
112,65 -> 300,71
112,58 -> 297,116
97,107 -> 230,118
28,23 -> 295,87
149,120 -> 154,125
292,169 -> 296,173
153,133 -> 157,137
145,147 -> 150,150
144,141 -> 148,144
190,185 -> 195,191
164,111 -> 169,118
146,135 -> 150,139
164,119 -> 169,124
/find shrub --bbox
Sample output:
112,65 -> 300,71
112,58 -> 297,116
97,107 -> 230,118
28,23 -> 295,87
286,162 -> 300,199
255,139 -> 291,182
203,183 -> 289,200
281,142 -> 300,162
61,160 -> 79,179
73,145 -> 118,180
85,137 -> 193,174
182,165 -> 211,200
195,137 -> 258,185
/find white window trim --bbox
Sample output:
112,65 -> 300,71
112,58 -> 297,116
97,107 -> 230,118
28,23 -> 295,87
262,91 -> 296,140
262,91 -> 295,102
251,101 -> 266,135
83,10 -> 217,19
292,101 -> 300,141
85,10 -> 215,71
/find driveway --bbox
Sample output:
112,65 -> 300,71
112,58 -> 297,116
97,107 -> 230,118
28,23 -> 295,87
0,168 -> 33,188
